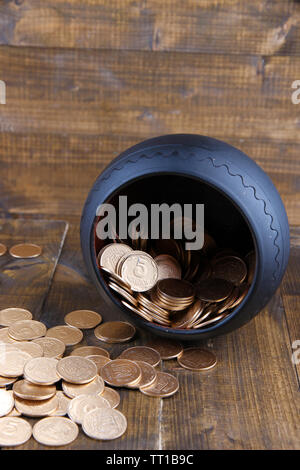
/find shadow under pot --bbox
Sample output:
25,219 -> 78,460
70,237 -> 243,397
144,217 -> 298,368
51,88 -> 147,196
80,134 -> 290,341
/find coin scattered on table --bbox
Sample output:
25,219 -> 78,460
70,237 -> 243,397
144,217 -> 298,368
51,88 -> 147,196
24,357 -> 60,385
100,387 -> 120,409
0,307 -> 32,327
119,346 -> 161,367
57,356 -> 97,384
14,395 -> 59,417
0,350 -> 32,377
87,355 -> 111,374
49,391 -> 71,417
82,407 -> 127,441
9,243 -> 42,259
0,328 -> 17,344
94,321 -> 136,343
146,338 -> 183,360
64,309 -> 102,330
32,337 -> 65,358
70,345 -> 109,358
13,380 -> 56,401
13,341 -> 43,358
0,417 -> 32,446
0,243 -> 7,257
33,417 -> 79,446
8,320 -> 46,341
62,375 -> 105,398
132,361 -> 157,389
140,371 -> 179,398
0,389 -> 14,416
46,325 -> 83,346
100,359 -> 141,388
177,347 -> 217,371
67,394 -> 110,424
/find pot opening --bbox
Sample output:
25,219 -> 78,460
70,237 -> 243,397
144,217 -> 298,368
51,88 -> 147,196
93,173 -> 256,333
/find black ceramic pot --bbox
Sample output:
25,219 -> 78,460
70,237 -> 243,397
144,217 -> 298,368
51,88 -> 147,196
80,134 -> 290,340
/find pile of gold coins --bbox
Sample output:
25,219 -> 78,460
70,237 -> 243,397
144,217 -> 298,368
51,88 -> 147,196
97,234 -> 255,330
0,306 -> 217,447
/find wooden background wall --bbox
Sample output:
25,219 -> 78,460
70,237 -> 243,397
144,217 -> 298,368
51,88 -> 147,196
0,0 -> 299,224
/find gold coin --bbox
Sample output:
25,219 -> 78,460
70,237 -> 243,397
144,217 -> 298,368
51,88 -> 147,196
121,300 -> 153,322
133,361 -> 157,388
8,320 -> 46,341
98,243 -> 133,274
64,309 -> 102,330
146,338 -> 183,360
0,375 -> 18,387
94,321 -> 136,344
24,357 -> 60,385
177,348 -> 217,371
154,254 -> 182,280
5,407 -> 22,417
212,256 -> 247,285
46,325 -> 83,346
0,328 -> 18,344
196,278 -> 234,303
0,243 -> 7,257
49,391 -> 71,417
87,355 -> 111,374
67,394 -> 111,424
99,266 -> 133,292
171,300 -> 204,328
9,243 -> 42,259
119,346 -> 161,367
62,375 -> 105,399
56,356 -> 97,384
32,337 -> 65,358
158,278 -> 195,300
14,395 -> 59,417
108,281 -> 138,306
0,389 -> 15,416
13,380 -> 56,401
101,359 -> 141,387
70,345 -> 110,358
0,308 -> 32,327
0,350 -> 32,377
137,293 -> 169,316
82,407 -> 127,440
33,416 -> 79,446
140,371 -> 179,398
120,252 -> 158,292
0,417 -> 32,446
13,341 -> 44,358
100,387 -> 120,409
192,313 -> 226,329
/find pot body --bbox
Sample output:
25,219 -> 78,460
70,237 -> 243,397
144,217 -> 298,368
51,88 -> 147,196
80,134 -> 290,340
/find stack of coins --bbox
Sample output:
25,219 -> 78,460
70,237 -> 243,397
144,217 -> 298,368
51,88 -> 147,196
0,307 -> 207,447
97,234 -> 254,330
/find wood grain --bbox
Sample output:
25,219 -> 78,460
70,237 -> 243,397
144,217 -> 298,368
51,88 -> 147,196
0,218 -> 68,310
161,292 -> 300,450
1,46 -> 300,223
0,0 -> 300,56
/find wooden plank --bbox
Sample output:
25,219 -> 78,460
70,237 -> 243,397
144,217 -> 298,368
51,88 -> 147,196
281,226 -> 300,381
0,0 -> 300,56
18,218 -> 161,450
1,135 -> 299,225
0,218 -> 68,312
161,292 -> 300,449
0,48 -> 300,142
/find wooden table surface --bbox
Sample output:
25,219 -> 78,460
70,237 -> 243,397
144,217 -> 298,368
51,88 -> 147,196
1,0 -> 300,450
